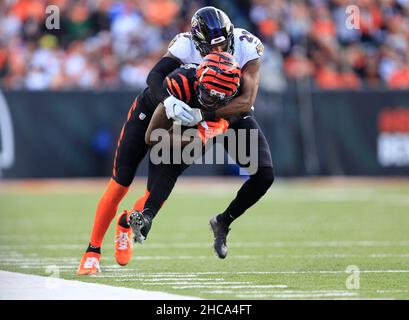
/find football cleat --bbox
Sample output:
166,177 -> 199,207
209,216 -> 231,259
114,210 -> 133,266
77,252 -> 101,275
128,210 -> 152,244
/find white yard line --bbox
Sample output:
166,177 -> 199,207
236,292 -> 358,298
94,270 -> 409,276
0,270 -> 200,300
376,289 -> 408,293
141,281 -> 253,286
3,240 -> 409,249
9,253 -> 397,265
172,285 -> 288,289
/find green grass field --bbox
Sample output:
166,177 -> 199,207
1,178 -> 409,299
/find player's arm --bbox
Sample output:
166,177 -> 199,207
147,51 -> 194,123
146,52 -> 181,103
189,58 -> 261,123
214,58 -> 260,118
147,67 -> 199,146
145,103 -> 199,148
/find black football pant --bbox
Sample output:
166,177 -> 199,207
112,93 -> 156,187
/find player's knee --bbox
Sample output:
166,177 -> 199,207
112,167 -> 135,187
161,171 -> 178,188
253,166 -> 274,190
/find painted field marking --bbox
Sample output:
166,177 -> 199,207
172,285 -> 288,289
236,292 -> 358,298
91,270 -> 409,275
376,289 -> 409,293
2,240 -> 409,249
0,270 -> 200,300
5,254 -> 409,264
141,281 -> 254,286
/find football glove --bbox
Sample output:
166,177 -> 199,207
197,119 -> 229,144
163,96 -> 194,124
179,108 -> 204,127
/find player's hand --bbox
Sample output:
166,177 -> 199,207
163,96 -> 194,124
183,108 -> 204,127
197,119 -> 229,144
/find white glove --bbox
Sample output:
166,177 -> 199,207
183,108 -> 204,127
163,95 -> 194,124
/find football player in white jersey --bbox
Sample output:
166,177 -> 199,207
129,7 -> 274,259
151,6 -> 266,125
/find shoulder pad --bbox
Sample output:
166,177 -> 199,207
168,33 -> 194,63
233,28 -> 264,66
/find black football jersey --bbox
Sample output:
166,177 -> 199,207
163,64 -> 203,110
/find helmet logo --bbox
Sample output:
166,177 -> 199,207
191,17 -> 205,40
191,18 -> 198,28
256,43 -> 264,56
211,36 -> 226,45
210,89 -> 226,99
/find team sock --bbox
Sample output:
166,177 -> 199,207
86,244 -> 101,254
118,212 -> 129,228
89,178 -> 129,248
133,189 -> 150,212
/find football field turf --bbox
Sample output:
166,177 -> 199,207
1,178 -> 409,300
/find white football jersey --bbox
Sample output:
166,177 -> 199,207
167,28 -> 264,68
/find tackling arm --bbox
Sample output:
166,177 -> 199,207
147,52 -> 195,123
195,58 -> 261,123
145,104 -> 199,148
214,58 -> 261,118
146,52 -> 181,103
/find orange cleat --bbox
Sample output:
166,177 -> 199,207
77,252 -> 101,275
114,210 -> 133,266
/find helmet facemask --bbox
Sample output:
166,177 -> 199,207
197,83 -> 237,110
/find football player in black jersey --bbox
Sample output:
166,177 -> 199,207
77,51 -> 241,274
77,7 -> 273,274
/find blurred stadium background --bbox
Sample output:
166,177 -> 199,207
1,0 -> 409,300
1,0 -> 409,178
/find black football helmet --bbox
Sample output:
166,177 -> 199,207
191,6 -> 234,56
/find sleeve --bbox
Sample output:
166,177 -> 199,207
242,34 -> 264,66
163,68 -> 193,103
147,57 -> 181,103
167,33 -> 194,64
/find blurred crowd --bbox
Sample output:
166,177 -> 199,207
0,0 -> 409,91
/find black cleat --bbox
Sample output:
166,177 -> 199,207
209,216 -> 231,259
128,211 -> 152,244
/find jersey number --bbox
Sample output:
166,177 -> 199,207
239,30 -> 255,43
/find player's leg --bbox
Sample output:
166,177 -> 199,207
112,96 -> 161,265
128,159 -> 190,243
78,97 -> 152,273
210,113 -> 274,258
116,162 -> 156,241
127,155 -> 159,214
